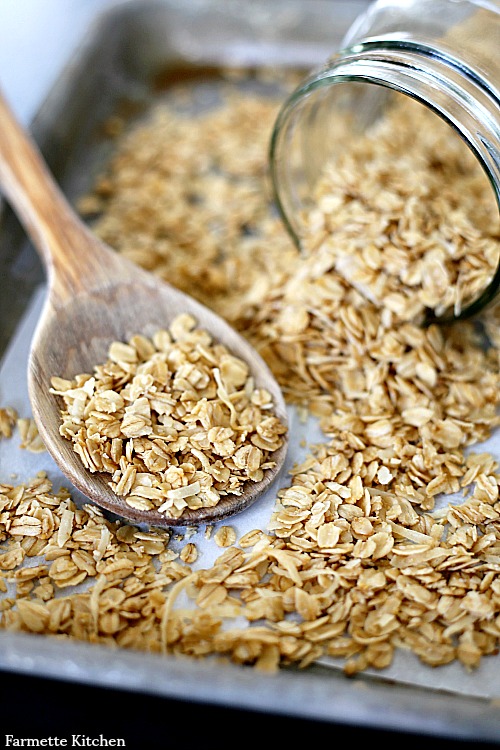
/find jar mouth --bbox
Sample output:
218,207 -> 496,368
270,41 -> 500,324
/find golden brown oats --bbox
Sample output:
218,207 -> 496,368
0,407 -> 17,438
301,96 -> 499,322
238,529 -> 269,548
16,599 -> 50,632
17,417 -> 46,453
213,526 -> 237,548
180,543 -> 198,564
50,314 -> 286,519
2,71 -> 500,681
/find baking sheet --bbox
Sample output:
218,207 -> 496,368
1,0 -> 500,741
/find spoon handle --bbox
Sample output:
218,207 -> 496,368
0,90 -> 108,302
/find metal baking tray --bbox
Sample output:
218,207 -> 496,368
1,0 -> 500,741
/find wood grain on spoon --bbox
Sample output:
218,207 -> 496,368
0,90 -> 288,527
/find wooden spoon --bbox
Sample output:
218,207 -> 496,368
0,90 -> 288,527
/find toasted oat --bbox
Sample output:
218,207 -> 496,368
50,313 -> 286,519
180,543 -> 198,564
2,69 -> 500,680
213,526 -> 237,548
17,417 -> 46,453
0,407 -> 17,438
70,78 -> 500,674
301,95 -> 499,322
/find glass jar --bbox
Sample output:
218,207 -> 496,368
270,0 -> 500,323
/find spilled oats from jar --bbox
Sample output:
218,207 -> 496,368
1,64 -> 500,677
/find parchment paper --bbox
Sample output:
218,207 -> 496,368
2,284 -> 500,702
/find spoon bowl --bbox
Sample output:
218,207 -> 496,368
0,90 -> 288,527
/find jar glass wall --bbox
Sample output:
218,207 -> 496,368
270,0 -> 500,323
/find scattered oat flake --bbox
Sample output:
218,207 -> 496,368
0,407 -> 17,438
213,526 -> 237,548
17,418 -> 46,453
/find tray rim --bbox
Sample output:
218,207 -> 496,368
1,0 -> 499,739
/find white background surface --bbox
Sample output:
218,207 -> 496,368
0,0 -> 115,124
